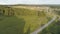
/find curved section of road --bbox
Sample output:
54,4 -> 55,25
31,16 -> 57,34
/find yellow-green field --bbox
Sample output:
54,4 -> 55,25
13,8 -> 51,33
0,6 -> 53,34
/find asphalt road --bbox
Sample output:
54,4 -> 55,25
31,16 -> 57,34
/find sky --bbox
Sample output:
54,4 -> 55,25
0,0 -> 60,5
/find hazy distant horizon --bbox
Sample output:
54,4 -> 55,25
0,0 -> 60,5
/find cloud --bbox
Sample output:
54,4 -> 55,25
0,0 -> 60,5
0,2 -> 7,5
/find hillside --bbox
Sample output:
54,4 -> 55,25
0,5 -> 60,34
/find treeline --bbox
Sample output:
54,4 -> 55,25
14,8 -> 46,17
0,6 -> 47,17
0,7 -> 15,16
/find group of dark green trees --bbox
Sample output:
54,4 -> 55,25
0,7 -> 14,16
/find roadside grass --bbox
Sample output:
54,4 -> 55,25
39,18 -> 60,34
18,16 -> 49,33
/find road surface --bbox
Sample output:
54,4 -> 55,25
31,16 -> 57,34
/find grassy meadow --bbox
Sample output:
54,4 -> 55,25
0,5 -> 58,34
13,8 -> 52,33
0,16 -> 25,34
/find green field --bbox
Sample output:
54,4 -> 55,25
13,8 -> 52,33
0,7 -> 60,34
0,6 -> 54,34
0,16 -> 26,34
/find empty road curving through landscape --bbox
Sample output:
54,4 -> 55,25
31,16 -> 57,34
